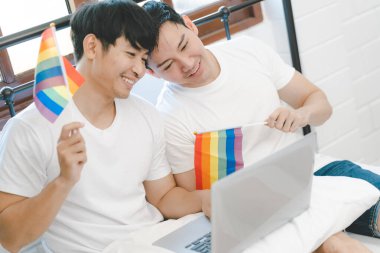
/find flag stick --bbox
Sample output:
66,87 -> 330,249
194,121 -> 268,135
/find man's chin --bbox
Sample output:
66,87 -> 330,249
116,91 -> 131,99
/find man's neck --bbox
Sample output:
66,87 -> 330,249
207,49 -> 221,83
188,49 -> 220,88
73,85 -> 116,130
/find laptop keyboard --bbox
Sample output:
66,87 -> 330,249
185,232 -> 211,253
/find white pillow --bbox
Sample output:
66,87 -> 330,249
243,176 -> 380,253
104,175 -> 380,253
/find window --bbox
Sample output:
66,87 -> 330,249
0,0 -> 262,128
163,0 -> 263,45
0,0 -> 86,128
138,0 -> 263,45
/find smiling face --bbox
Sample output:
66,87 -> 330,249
148,19 -> 220,88
89,36 -> 148,99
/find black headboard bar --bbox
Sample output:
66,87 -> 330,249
0,0 -> 262,103
282,0 -> 301,73
1,0 -> 311,137
193,0 -> 263,26
282,0 -> 311,135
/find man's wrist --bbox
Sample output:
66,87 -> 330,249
53,176 -> 76,194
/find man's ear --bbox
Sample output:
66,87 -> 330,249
82,34 -> 98,60
182,15 -> 199,35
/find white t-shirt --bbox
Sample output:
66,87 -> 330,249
0,95 -> 170,253
156,36 -> 301,174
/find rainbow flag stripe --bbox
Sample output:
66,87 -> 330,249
194,128 -> 244,190
63,56 -> 84,95
33,27 -> 84,123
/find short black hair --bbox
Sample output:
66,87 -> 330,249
70,0 -> 157,61
142,1 -> 186,30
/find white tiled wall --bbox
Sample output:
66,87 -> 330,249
296,0 -> 380,165
135,0 -> 380,165
247,0 -> 380,165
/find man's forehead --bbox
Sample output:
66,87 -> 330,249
117,36 -> 149,54
159,22 -> 183,37
157,27 -> 184,49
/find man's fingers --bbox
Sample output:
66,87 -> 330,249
57,133 -> 85,154
282,114 -> 295,132
267,110 -> 280,128
74,153 -> 87,166
63,133 -> 85,147
59,122 -> 85,141
67,142 -> 86,154
63,153 -> 87,170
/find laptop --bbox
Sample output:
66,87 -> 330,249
153,132 -> 317,253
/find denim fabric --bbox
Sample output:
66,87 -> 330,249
21,239 -> 53,253
4,239 -> 54,253
315,160 -> 380,238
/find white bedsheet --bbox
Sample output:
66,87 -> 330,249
104,155 -> 380,253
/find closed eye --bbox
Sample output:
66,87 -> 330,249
181,41 -> 188,52
163,62 -> 173,71
142,58 -> 148,66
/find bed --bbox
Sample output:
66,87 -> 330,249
99,154 -> 380,253
0,0 -> 379,252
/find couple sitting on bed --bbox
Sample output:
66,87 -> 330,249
0,1 -> 378,252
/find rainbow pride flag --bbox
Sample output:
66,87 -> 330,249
194,128 -> 244,190
33,26 -> 84,123
63,56 -> 84,95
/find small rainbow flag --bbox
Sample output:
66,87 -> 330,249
194,128 -> 244,190
33,26 -> 84,123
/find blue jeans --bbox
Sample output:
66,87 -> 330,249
315,160 -> 380,238
0,239 -> 54,253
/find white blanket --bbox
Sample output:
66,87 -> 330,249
104,156 -> 380,253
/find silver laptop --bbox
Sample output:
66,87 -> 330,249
153,132 -> 317,253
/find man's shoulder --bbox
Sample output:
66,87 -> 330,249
1,103 -> 55,149
7,104 -> 46,130
156,85 -> 186,117
209,35 -> 272,55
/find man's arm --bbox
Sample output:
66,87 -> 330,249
0,122 -> 86,252
144,173 -> 210,218
0,180 -> 73,252
173,170 -> 196,192
266,71 -> 333,132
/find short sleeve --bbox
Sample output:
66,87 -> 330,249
161,113 -> 195,174
145,111 -> 171,181
0,118 -> 48,197
238,36 -> 295,90
156,88 -> 196,174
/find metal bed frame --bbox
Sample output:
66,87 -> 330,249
0,0 -> 310,135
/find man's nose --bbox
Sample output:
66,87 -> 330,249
180,56 -> 195,73
132,59 -> 145,78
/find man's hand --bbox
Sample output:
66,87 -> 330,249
196,190 -> 211,218
266,107 -> 310,133
0,124 -> 87,252
57,122 -> 87,186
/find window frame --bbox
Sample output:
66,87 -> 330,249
0,27 -> 16,85
163,0 -> 263,45
0,0 -> 263,128
0,0 -> 86,127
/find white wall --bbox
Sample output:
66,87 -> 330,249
134,0 -> 380,165
240,0 -> 380,165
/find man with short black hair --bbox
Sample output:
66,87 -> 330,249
0,1 -> 207,252
143,1 -> 380,252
